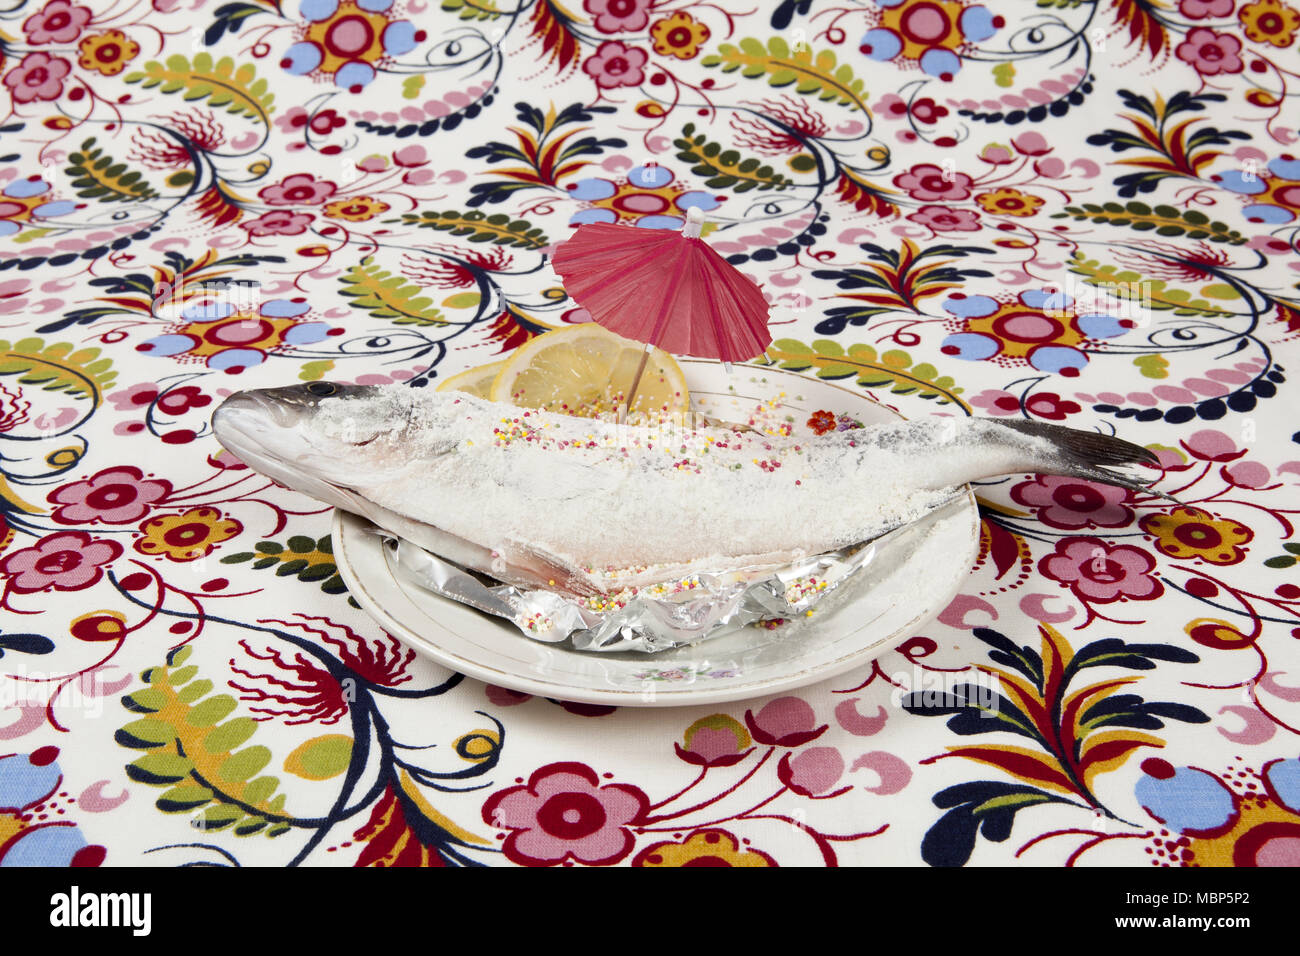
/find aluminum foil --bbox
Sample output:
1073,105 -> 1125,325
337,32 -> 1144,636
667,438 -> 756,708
371,527 -> 900,654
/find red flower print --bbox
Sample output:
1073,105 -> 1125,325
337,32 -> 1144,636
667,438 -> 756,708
1024,391 -> 1081,420
229,640 -> 349,725
260,614 -> 415,689
330,624 -> 415,687
582,40 -> 648,90
807,409 -> 837,435
0,382 -> 30,433
257,173 -> 338,206
1175,28 -> 1244,75
233,617 -> 417,721
1040,537 -> 1164,604
893,162 -> 974,201
583,0 -> 652,33
47,465 -> 172,525
909,97 -> 949,123
241,210 -> 315,236
482,762 -> 649,866
906,204 -> 981,232
308,108 -> 346,136
23,0 -> 91,44
1010,475 -> 1136,530
1,531 -> 122,593
744,696 -> 828,747
875,94 -> 951,125
4,52 -> 72,104
156,385 -> 211,415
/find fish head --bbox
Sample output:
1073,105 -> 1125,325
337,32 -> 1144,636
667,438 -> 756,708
211,381 -> 440,506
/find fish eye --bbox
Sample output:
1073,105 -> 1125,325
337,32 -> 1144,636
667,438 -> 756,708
306,382 -> 337,397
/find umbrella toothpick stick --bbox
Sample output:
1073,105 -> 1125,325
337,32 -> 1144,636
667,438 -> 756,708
622,343 -> 654,423
621,209 -> 707,420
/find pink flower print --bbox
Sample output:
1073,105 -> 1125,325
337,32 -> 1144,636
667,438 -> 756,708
581,41 -> 648,89
241,210 -> 315,236
584,0 -> 652,33
1175,28 -> 1244,75
1040,537 -> 1164,604
893,162 -> 974,201
47,465 -> 172,525
23,0 -> 92,44
482,762 -> 649,867
1,531 -> 122,593
4,53 -> 72,104
257,173 -> 337,206
1011,476 -> 1136,530
906,204 -> 981,232
1023,391 -> 1081,421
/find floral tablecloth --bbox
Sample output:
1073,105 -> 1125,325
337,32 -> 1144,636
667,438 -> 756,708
1,0 -> 1298,869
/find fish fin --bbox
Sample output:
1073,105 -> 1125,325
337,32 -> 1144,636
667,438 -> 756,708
508,542 -> 602,598
994,419 -> 1179,502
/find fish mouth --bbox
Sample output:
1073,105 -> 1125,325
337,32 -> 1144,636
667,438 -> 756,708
212,390 -> 305,433
210,392 -> 292,468
211,392 -> 358,508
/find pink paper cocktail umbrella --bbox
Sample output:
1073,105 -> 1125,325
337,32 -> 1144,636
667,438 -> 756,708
551,207 -> 772,410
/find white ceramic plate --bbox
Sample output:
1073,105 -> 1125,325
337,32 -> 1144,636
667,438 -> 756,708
332,362 -> 979,706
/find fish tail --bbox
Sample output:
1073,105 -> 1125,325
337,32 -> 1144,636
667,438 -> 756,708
995,419 -> 1181,503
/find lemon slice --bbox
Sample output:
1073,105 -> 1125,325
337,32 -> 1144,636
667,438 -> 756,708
435,359 -> 508,398
489,324 -> 689,420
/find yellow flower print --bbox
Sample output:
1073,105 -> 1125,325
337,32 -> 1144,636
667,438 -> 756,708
650,12 -> 710,60
1239,0 -> 1300,47
633,828 -> 776,866
975,187 -> 1045,217
1140,506 -> 1253,565
322,196 -> 391,221
135,507 -> 242,562
77,30 -> 140,77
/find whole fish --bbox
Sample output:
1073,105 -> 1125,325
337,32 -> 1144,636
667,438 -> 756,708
211,382 -> 1166,596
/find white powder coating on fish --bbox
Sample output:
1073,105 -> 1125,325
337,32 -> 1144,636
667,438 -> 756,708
309,386 -> 1054,573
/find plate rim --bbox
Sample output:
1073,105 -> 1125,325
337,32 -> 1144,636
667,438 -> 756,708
331,362 -> 980,706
